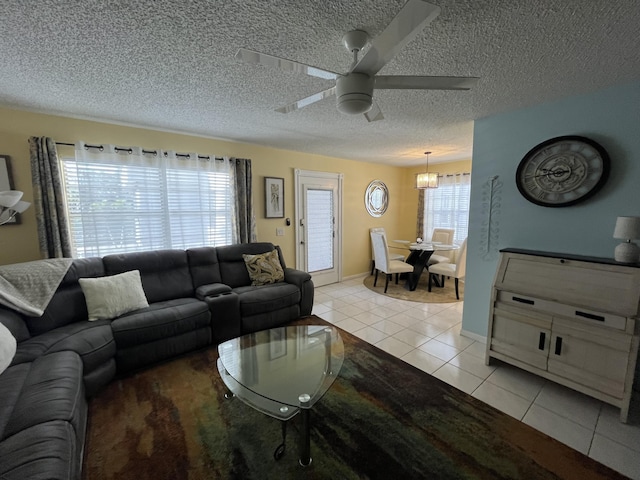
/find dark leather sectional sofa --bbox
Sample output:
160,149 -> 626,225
0,242 -> 313,480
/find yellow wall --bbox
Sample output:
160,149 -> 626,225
0,106 -> 469,275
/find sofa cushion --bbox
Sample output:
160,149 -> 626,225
0,322 -> 16,375
115,327 -> 211,373
0,420 -> 82,480
12,320 -> 116,374
187,247 -> 223,288
111,298 -> 210,348
0,308 -> 30,343
233,283 -> 301,317
216,242 -> 279,288
79,270 -> 149,321
0,351 -> 85,440
25,257 -> 105,336
243,250 -> 285,286
103,249 -> 194,303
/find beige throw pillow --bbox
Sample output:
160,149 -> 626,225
243,250 -> 285,286
79,270 -> 149,321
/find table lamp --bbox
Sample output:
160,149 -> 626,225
613,216 -> 640,263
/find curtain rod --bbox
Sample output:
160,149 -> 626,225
54,141 -> 224,161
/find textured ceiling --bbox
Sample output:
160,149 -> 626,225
1,0 -> 639,166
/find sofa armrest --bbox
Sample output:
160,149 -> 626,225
195,283 -> 232,300
283,268 -> 314,316
0,307 -> 30,342
202,292 -> 242,342
283,268 -> 311,288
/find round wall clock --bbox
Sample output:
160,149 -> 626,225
515,135 -> 610,207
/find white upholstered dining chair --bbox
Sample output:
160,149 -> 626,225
427,228 -> 456,266
370,232 -> 414,293
428,238 -> 467,300
370,227 -> 405,275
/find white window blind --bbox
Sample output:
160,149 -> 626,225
424,173 -> 471,244
61,145 -> 233,258
306,188 -> 334,272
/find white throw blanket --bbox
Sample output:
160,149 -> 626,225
0,258 -> 73,316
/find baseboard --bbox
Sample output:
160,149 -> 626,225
341,272 -> 369,282
460,329 -> 486,343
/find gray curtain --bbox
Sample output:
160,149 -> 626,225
416,189 -> 425,241
28,137 -> 72,258
231,157 -> 257,243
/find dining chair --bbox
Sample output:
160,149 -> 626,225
370,232 -> 414,293
428,238 -> 467,300
370,227 -> 405,275
427,228 -> 456,266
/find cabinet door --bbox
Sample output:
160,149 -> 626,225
490,304 -> 550,370
548,320 -> 631,399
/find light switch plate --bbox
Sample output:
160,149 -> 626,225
276,228 -> 284,236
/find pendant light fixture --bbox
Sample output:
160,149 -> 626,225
415,151 -> 439,189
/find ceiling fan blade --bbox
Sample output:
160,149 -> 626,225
352,0 -> 441,76
364,101 -> 384,122
275,87 -> 337,114
236,48 -> 338,80
375,75 -> 479,90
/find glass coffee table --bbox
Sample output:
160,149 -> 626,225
217,325 -> 344,466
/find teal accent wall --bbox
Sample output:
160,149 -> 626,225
462,81 -> 640,337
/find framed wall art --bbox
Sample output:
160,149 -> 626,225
265,176 -> 284,218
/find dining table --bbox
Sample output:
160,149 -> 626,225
392,240 -> 459,291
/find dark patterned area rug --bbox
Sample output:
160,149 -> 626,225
363,273 -> 464,303
83,316 -> 625,480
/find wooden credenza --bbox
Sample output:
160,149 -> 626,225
486,248 -> 640,422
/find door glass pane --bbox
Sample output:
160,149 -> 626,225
306,189 -> 333,272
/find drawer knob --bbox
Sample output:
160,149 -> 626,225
576,311 -> 605,322
538,332 -> 546,350
512,296 -> 534,305
554,336 -> 563,355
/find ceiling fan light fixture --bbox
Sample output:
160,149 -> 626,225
336,73 -> 374,115
337,94 -> 373,115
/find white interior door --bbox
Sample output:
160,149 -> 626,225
295,169 -> 342,287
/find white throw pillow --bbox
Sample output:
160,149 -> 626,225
0,322 -> 17,374
79,270 -> 149,321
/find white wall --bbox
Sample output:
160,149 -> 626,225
462,81 -> 640,337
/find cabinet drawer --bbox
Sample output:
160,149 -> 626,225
497,290 -> 628,331
496,254 -> 640,317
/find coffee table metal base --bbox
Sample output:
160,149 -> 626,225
218,360 -> 315,466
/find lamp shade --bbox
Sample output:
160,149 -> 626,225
415,172 -> 439,189
0,190 -> 23,208
613,216 -> 640,240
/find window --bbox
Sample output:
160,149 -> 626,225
61,145 -> 234,258
423,173 -> 471,244
306,188 -> 334,272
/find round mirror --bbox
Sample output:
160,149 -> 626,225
365,180 -> 389,217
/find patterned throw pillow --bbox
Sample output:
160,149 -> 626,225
243,250 -> 285,286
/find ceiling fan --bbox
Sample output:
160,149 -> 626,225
235,0 -> 478,122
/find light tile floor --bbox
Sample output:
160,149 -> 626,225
312,277 -> 640,479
